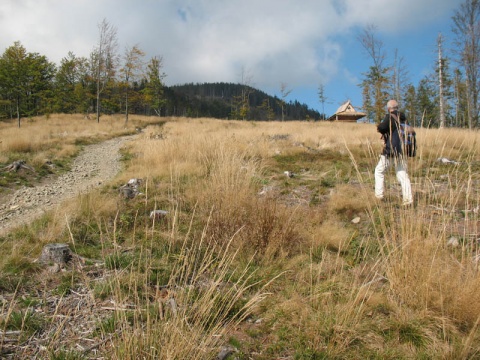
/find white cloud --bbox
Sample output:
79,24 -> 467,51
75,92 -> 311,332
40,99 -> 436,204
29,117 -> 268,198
0,0 -> 462,104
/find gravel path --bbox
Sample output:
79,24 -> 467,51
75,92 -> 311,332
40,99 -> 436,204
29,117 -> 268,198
0,135 -> 136,235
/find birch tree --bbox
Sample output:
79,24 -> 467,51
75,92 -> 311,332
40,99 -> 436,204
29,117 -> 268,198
120,44 -> 145,124
92,18 -> 118,122
357,25 -> 390,123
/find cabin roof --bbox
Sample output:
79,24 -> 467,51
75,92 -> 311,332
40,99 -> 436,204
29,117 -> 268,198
328,100 -> 366,121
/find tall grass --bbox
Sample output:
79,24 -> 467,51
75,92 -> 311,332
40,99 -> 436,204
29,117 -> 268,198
2,116 -> 480,358
0,114 -> 163,179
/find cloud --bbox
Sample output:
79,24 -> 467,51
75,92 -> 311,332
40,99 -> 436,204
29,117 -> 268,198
0,0 -> 461,98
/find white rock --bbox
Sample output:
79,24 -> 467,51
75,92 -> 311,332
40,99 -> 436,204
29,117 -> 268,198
437,157 -> 459,165
150,210 -> 168,219
447,236 -> 459,247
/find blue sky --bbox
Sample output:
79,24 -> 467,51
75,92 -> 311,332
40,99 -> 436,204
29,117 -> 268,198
0,0 -> 463,117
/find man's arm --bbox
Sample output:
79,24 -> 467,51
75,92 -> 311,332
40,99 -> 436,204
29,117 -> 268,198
377,114 -> 390,134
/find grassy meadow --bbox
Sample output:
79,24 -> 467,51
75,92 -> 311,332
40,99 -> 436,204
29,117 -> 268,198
1,115 -> 480,359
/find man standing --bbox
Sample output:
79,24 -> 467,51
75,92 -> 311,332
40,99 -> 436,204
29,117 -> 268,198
374,99 -> 413,206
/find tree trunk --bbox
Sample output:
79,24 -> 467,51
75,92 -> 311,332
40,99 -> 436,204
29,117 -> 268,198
438,33 -> 446,129
16,97 -> 20,128
125,88 -> 129,124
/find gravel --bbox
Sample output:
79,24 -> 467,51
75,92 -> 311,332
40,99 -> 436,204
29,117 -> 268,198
0,135 -> 135,235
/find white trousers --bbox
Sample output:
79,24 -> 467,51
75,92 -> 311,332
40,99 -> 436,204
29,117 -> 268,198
374,155 -> 413,202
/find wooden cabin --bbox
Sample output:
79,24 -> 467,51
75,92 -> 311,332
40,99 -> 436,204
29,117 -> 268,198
328,100 -> 366,122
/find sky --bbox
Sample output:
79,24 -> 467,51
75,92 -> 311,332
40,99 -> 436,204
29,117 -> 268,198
0,0 -> 464,117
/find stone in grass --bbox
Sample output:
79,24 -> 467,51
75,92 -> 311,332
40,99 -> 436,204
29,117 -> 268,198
447,236 -> 459,248
150,210 -> 168,220
39,243 -> 72,265
119,178 -> 144,199
217,346 -> 236,360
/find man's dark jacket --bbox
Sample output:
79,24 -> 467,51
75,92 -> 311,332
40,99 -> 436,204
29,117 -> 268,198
377,110 -> 406,157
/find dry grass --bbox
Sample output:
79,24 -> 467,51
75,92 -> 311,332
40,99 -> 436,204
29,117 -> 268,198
2,116 -> 480,358
0,114 -> 163,173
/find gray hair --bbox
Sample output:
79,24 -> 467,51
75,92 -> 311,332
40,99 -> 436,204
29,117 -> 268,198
387,99 -> 399,110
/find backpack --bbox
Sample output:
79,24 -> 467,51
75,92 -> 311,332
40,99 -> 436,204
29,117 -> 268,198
391,113 -> 417,157
399,123 -> 416,157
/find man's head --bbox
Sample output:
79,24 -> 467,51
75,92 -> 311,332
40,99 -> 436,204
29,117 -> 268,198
387,99 -> 399,112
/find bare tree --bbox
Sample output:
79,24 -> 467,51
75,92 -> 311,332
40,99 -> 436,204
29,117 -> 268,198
438,33 -> 446,128
357,24 -> 390,123
392,49 -> 409,102
92,18 -> 118,123
358,24 -> 386,69
231,66 -> 254,120
317,83 -> 329,120
120,44 -> 145,124
279,82 -> 292,121
452,0 -> 480,128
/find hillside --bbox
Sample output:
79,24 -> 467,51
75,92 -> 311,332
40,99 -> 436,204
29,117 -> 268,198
162,82 -> 323,120
1,115 -> 480,359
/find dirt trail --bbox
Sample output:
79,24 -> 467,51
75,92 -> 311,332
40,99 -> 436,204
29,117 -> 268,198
0,135 -> 136,235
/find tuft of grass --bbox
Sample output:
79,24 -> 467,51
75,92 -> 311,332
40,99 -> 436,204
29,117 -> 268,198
2,309 -> 46,338
54,272 -> 78,296
2,255 -> 41,275
104,253 -> 135,270
49,349 -> 87,360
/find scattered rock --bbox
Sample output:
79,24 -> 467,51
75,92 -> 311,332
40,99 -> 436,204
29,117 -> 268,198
447,237 -> 459,247
150,210 -> 168,219
119,178 -> 143,199
258,186 -> 273,196
437,157 -> 459,165
119,186 -> 136,199
217,346 -> 236,360
39,243 -> 72,265
351,217 -> 361,224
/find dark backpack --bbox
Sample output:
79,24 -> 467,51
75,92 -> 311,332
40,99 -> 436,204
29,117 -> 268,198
399,123 -> 416,157
391,113 -> 417,157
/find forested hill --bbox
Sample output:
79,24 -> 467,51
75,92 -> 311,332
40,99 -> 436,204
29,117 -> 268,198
162,82 -> 322,121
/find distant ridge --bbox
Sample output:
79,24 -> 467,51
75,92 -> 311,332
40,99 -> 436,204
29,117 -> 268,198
161,82 -> 322,120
